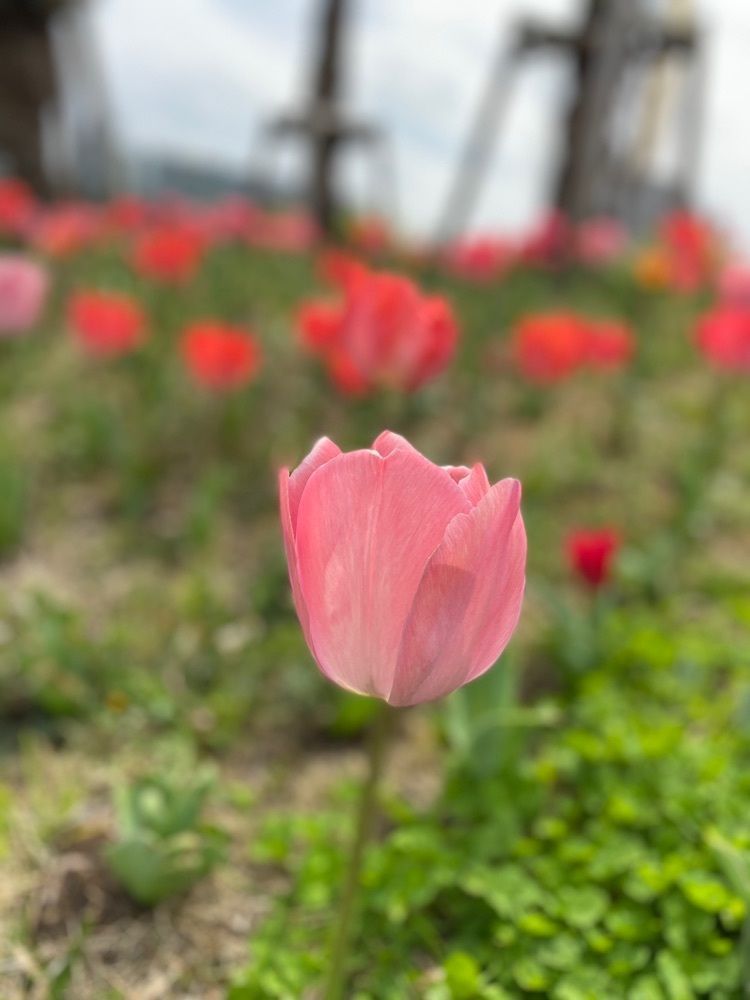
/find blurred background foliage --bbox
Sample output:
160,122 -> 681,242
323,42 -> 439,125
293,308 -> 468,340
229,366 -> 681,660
1,228 -> 749,996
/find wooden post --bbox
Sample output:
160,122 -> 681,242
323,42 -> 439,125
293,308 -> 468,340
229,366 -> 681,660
309,0 -> 349,232
0,4 -> 59,193
553,0 -> 636,220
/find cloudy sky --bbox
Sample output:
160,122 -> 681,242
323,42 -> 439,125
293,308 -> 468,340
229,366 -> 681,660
90,0 -> 750,245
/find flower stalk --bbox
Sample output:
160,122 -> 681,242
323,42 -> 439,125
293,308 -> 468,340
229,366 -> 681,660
322,701 -> 394,1000
675,374 -> 731,541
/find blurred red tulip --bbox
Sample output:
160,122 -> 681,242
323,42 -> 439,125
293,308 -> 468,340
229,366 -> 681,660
181,321 -> 261,390
132,225 -> 204,282
512,311 -> 589,383
68,291 -> 146,357
659,210 -> 719,292
30,203 -> 102,257
318,249 -> 367,289
444,236 -> 513,282
585,320 -> 635,371
696,306 -> 750,373
414,297 -> 460,385
297,300 -> 343,352
0,178 -> 37,235
326,350 -> 371,396
297,266 -> 458,394
106,195 -> 152,233
338,268 -> 458,392
661,210 -> 715,259
567,528 -> 620,589
0,255 -> 48,334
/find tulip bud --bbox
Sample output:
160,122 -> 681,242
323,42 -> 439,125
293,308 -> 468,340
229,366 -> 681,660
566,528 -> 620,590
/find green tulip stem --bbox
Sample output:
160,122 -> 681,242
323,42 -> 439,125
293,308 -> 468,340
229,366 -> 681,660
322,700 -> 394,1000
741,915 -> 750,998
677,374 -> 731,540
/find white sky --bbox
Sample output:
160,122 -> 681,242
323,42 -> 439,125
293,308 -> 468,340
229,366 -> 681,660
91,0 -> 750,246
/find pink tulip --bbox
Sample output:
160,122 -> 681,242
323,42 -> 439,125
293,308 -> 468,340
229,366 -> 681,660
575,217 -> 628,266
279,432 -> 526,706
0,254 -> 48,335
718,263 -> 750,308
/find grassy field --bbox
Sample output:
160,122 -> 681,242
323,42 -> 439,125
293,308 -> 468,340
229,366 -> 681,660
2,222 -> 750,998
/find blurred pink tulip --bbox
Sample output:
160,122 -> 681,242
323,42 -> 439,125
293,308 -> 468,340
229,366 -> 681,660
443,235 -> 514,282
575,217 -> 628,266
279,432 -> 526,706
247,210 -> 319,252
0,255 -> 48,334
30,202 -> 103,258
718,263 -> 750,307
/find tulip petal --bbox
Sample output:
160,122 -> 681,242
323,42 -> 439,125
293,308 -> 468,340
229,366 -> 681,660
371,430 -> 417,457
279,437 -> 342,673
443,464 -> 472,483
390,479 -> 526,706
279,469 -> 317,667
287,436 -> 342,531
295,447 -> 471,698
374,434 -> 477,495
458,463 -> 491,506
